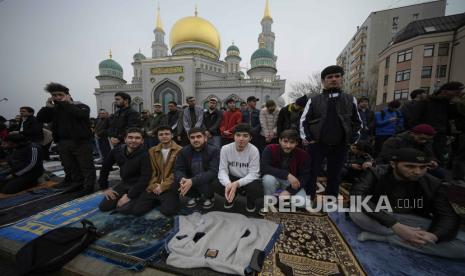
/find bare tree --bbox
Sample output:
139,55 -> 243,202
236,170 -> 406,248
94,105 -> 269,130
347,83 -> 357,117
287,72 -> 322,101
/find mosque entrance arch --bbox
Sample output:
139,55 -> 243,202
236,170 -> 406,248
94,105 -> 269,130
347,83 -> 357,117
224,94 -> 244,109
153,80 -> 183,113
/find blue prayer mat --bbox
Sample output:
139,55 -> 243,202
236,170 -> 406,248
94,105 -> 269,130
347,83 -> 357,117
0,193 -> 103,242
329,212 -> 465,276
0,188 -> 64,211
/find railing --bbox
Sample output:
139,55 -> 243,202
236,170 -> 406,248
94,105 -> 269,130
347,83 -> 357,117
196,79 -> 285,88
96,84 -> 142,91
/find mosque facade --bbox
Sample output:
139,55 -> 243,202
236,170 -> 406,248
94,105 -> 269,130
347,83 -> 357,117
94,0 -> 286,113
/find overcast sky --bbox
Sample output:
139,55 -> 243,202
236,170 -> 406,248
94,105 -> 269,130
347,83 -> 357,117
0,0 -> 464,118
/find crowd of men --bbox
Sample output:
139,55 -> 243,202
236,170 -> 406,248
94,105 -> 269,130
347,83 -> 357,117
0,65 -> 464,259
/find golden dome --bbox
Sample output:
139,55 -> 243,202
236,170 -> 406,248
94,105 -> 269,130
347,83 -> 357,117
169,15 -> 221,52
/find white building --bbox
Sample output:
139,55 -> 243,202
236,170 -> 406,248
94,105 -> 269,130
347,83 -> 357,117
95,0 -> 285,113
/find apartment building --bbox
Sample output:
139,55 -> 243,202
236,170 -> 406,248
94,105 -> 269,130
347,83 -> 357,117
376,13 -> 465,106
336,0 -> 446,102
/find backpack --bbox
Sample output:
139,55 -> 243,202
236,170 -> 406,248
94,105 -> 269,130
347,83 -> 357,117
15,220 -> 103,275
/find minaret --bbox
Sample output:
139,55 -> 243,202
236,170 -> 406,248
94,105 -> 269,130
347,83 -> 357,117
259,0 -> 276,61
152,3 -> 168,58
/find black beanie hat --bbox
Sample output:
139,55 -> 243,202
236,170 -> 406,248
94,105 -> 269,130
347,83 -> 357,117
391,148 -> 430,163
321,65 -> 344,80
295,95 -> 308,107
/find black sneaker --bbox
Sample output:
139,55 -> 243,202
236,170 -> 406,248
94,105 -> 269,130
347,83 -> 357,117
224,198 -> 235,209
202,197 -> 215,209
246,200 -> 256,213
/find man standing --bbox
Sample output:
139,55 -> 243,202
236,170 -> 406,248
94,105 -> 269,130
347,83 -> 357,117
37,82 -> 95,193
0,134 -> 43,194
242,96 -> 261,148
277,95 -> 306,134
357,97 -> 375,142
203,97 -> 223,149
401,89 -> 427,130
174,128 -> 220,209
182,96 -> 203,141
98,128 -> 152,214
350,148 -> 465,259
300,65 -> 362,199
220,98 -> 242,145
10,107 -> 43,144
374,100 -> 404,156
140,109 -> 154,148
166,101 -> 183,144
149,103 -> 167,147
259,100 -> 280,150
95,109 -> 111,160
261,130 -> 309,200
409,82 -> 463,166
131,126 -> 182,216
107,92 -> 140,147
216,124 -> 262,212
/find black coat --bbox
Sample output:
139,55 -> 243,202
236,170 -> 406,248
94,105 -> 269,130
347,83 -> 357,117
409,96 -> 458,134
301,91 -> 362,144
203,109 -> 223,136
98,145 -> 152,199
19,116 -> 43,143
7,143 -> 43,178
377,131 -> 436,164
37,101 -> 92,142
107,107 -> 141,141
173,144 -> 220,187
351,165 -> 460,242
277,104 -> 303,134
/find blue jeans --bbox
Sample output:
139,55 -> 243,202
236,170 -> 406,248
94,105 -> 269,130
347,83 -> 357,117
262,174 -> 306,197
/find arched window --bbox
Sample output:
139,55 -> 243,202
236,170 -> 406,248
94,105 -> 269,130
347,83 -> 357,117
131,97 -> 143,112
153,80 -> 183,113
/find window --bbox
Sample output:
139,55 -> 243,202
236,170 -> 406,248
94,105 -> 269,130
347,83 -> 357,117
392,17 -> 399,27
421,87 -> 430,94
424,45 -> 434,57
421,66 -> 432,78
385,56 -> 390,69
394,89 -> 409,100
436,65 -> 447,78
412,13 -> 419,20
382,92 -> 387,104
438,43 -> 449,56
384,75 -> 389,86
396,69 -> 411,82
397,49 -> 412,62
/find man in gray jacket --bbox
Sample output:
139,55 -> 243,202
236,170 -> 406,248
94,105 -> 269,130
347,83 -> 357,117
183,96 -> 204,135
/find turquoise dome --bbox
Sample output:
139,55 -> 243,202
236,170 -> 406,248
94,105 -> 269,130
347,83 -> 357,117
99,59 -> 123,72
98,58 -> 123,79
251,48 -> 273,60
133,52 -> 146,61
227,45 -> 239,52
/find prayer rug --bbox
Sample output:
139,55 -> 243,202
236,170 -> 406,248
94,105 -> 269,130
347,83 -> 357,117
0,192 -> 103,241
0,181 -> 62,211
329,212 -> 465,275
261,212 -> 366,276
74,209 -> 174,271
0,180 -> 59,199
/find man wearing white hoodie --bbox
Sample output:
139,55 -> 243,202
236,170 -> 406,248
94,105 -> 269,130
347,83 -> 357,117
216,123 -> 262,212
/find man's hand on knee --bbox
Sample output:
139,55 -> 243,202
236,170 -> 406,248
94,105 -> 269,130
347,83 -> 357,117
103,188 -> 119,200
117,194 -> 130,208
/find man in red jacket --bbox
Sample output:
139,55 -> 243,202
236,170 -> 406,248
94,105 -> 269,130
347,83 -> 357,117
220,98 -> 242,145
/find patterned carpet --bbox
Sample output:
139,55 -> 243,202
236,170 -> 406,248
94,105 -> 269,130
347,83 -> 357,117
262,212 -> 366,276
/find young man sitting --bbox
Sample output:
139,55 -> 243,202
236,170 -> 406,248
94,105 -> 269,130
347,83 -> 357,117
174,127 -> 220,209
261,129 -> 309,200
0,134 -> 43,194
216,123 -> 262,212
131,126 -> 182,216
98,128 -> 152,214
350,148 -> 465,259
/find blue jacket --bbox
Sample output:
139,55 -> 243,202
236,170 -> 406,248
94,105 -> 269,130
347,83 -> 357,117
375,108 -> 404,136
174,144 -> 220,187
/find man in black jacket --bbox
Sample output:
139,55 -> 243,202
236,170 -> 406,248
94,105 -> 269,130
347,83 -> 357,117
203,97 -> 223,149
0,134 -> 43,193
357,97 -> 375,142
300,65 -> 362,199
350,148 -> 465,259
98,128 -> 152,214
277,96 -> 306,134
37,82 -> 95,193
9,107 -> 43,144
174,127 -> 220,209
166,101 -> 183,144
107,92 -> 140,147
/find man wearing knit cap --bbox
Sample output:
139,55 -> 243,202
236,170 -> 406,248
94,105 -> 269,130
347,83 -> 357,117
378,124 -> 446,179
350,148 -> 465,259
277,95 -> 306,134
300,65 -> 362,199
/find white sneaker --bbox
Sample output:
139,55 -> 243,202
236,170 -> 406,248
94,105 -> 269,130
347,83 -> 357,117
187,197 -> 199,208
202,198 -> 215,209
